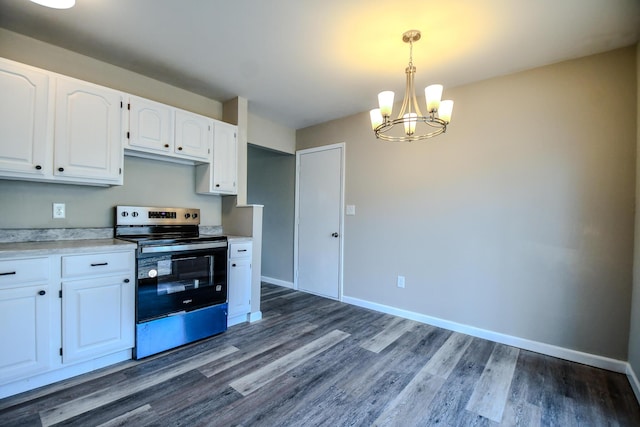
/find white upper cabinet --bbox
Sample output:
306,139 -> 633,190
0,56 -> 235,191
54,77 -> 124,185
127,95 -> 173,155
127,96 -> 211,162
0,57 -> 124,186
195,120 -> 238,195
212,121 -> 238,193
174,109 -> 212,160
0,58 -> 50,177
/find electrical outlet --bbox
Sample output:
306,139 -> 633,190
397,275 -> 405,288
53,203 -> 66,219
346,205 -> 356,216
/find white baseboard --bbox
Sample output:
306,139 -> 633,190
261,276 -> 294,289
342,295 -> 628,374
228,314 -> 249,327
627,363 -> 640,404
249,311 -> 262,322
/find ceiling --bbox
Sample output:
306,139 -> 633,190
0,0 -> 638,130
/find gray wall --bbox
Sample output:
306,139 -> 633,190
630,41 -> 640,380
0,29 -> 225,228
247,144 -> 295,283
0,156 -> 222,228
297,46 -> 637,360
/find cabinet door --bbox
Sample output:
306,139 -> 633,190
0,58 -> 49,177
54,77 -> 124,184
174,109 -> 212,160
228,258 -> 251,318
212,121 -> 238,193
0,284 -> 51,384
62,275 -> 134,364
128,95 -> 173,154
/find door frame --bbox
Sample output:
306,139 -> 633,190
294,142 -> 345,301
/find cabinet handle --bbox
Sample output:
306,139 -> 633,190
0,271 -> 16,276
58,167 -> 64,172
90,262 -> 108,267
38,290 -> 46,296
164,144 -> 170,148
123,278 -> 130,283
35,165 -> 42,170
177,146 -> 183,151
238,249 -> 247,252
232,263 -> 236,267
215,184 -> 220,187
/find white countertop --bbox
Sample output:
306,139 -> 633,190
0,239 -> 136,259
226,235 -> 252,242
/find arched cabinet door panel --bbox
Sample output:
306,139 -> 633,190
54,76 -> 124,185
0,58 -> 49,177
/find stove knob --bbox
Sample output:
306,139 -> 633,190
193,213 -> 198,219
132,212 -> 139,217
121,211 -> 129,217
185,213 -> 191,219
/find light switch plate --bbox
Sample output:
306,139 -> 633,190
346,205 -> 356,216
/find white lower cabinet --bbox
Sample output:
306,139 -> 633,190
0,283 -> 51,383
61,251 -> 134,364
0,257 -> 51,384
0,247 -> 135,399
62,275 -> 134,364
228,240 -> 252,326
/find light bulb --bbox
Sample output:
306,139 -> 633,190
378,91 -> 394,117
403,113 -> 417,135
370,109 -> 383,130
425,84 -> 443,112
439,100 -> 454,123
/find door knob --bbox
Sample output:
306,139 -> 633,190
331,232 -> 339,238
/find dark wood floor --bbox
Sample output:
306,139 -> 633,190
1,283 -> 639,426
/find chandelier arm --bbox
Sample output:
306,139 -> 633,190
408,66 -> 423,117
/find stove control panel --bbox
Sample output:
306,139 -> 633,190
116,206 -> 201,226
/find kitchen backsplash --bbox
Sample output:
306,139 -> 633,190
0,225 -> 223,243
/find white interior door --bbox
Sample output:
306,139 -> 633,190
295,143 -> 344,300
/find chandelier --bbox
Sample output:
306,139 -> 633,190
370,30 -> 454,142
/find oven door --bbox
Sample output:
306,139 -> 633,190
136,244 -> 227,323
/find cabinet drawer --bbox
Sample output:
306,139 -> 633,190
62,251 -> 133,278
229,242 -> 252,259
0,257 -> 48,287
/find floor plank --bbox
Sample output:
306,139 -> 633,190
465,344 -> 519,422
229,329 -> 350,396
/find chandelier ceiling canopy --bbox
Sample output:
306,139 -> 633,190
370,30 -> 454,142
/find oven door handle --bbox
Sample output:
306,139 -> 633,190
140,241 -> 227,254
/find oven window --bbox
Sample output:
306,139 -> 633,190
140,255 -> 213,295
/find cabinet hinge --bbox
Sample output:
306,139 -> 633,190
59,348 -> 63,356
119,167 -> 122,175
59,290 -> 62,298
120,101 -> 123,108
128,103 -> 131,110
126,132 -> 130,139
